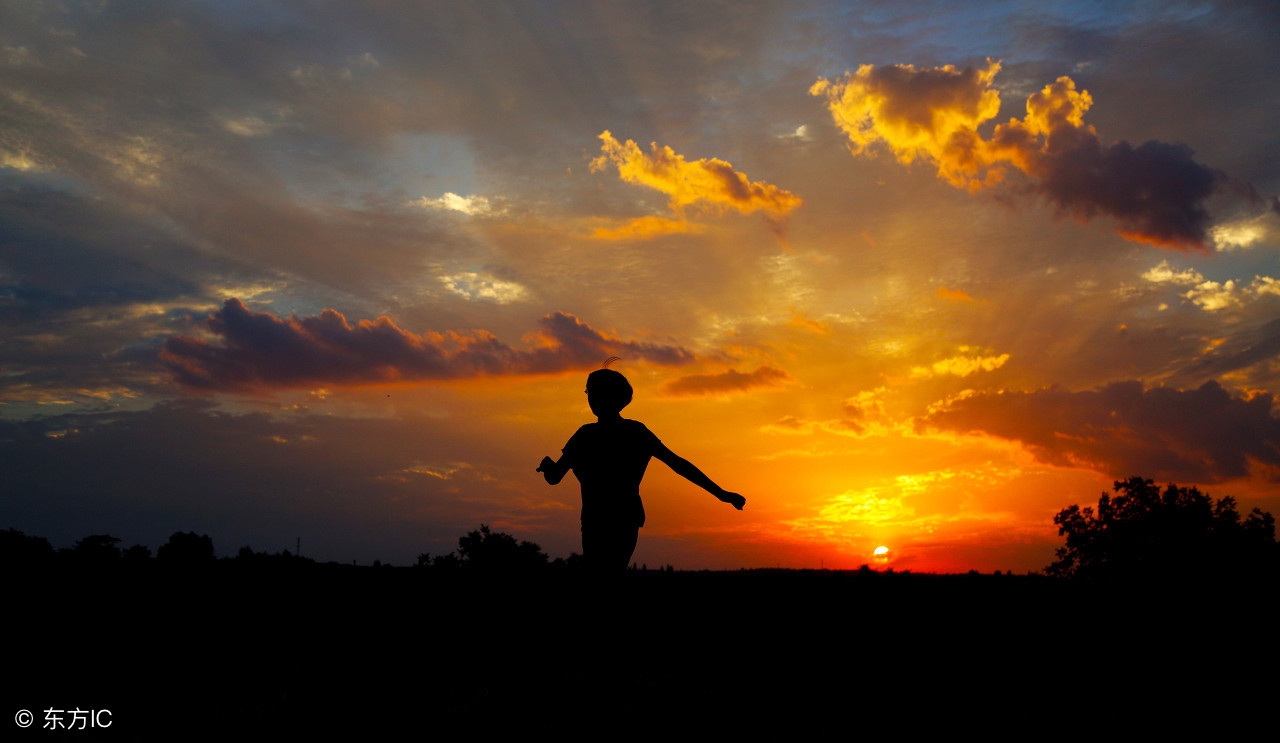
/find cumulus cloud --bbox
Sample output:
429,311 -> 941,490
662,365 -> 792,396
161,299 -> 693,390
438,271 -> 528,304
812,60 -> 1244,250
1253,276 -> 1280,297
910,348 -> 1010,379
844,387 -> 888,419
411,193 -> 503,217
779,125 -> 812,142
1211,212 -> 1277,251
1182,280 -> 1242,311
919,380 -> 1280,482
1141,260 -> 1204,286
590,131 -> 802,217
1142,260 -> 1280,311
810,61 -> 1003,190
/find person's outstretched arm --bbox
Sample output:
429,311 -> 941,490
537,454 -> 570,485
654,444 -> 746,510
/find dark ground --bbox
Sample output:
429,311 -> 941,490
8,562 -> 1275,740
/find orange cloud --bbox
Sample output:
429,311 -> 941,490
590,215 -> 705,241
590,131 -> 802,217
662,365 -> 793,396
935,286 -> 974,302
161,299 -> 694,390
813,62 -> 1227,250
787,311 -> 830,334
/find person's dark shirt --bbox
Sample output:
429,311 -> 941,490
562,419 -> 662,527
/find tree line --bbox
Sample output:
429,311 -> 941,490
4,477 -> 1277,577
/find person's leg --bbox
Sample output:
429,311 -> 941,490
581,520 -> 639,577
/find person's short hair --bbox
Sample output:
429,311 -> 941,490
586,368 -> 633,412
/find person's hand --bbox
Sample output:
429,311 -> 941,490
720,491 -> 746,510
537,456 -> 555,473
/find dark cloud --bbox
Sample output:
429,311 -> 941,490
0,182 -> 279,402
815,61 -> 1249,249
919,380 -> 1280,483
0,400 -> 567,563
0,0 -> 792,179
0,3 -> 486,295
662,365 -> 792,396
1053,2 -> 1280,193
161,299 -> 694,390
1021,129 -> 1221,249
0,183 -> 203,314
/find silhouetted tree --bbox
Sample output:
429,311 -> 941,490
0,528 -> 54,567
123,544 -> 152,562
1047,477 -> 1278,580
73,534 -> 122,562
456,524 -> 548,572
157,531 -> 215,564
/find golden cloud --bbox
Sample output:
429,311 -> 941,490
590,131 -> 802,217
910,349 -> 1010,379
810,60 -> 1004,190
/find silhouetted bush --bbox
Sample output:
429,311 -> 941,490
1047,477 -> 1278,580
550,552 -> 584,570
431,552 -> 463,570
455,524 -> 548,572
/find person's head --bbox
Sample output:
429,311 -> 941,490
586,368 -> 633,417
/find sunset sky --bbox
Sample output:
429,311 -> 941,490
3,0 -> 1278,572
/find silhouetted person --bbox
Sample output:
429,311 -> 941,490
538,367 -> 745,577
